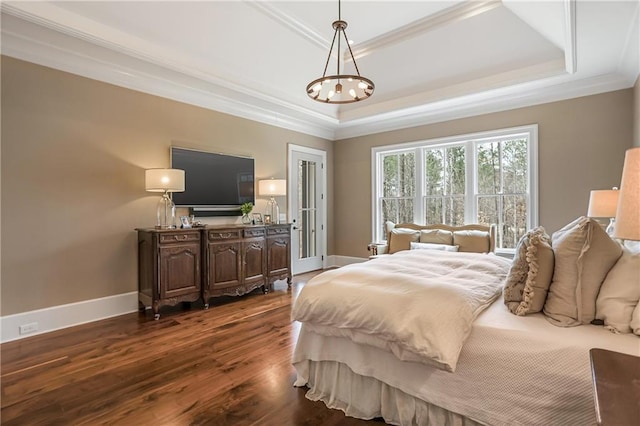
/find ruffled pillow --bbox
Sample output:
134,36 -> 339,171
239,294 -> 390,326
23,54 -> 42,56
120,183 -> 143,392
503,227 -> 555,315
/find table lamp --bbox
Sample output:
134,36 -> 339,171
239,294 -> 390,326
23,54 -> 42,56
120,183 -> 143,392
587,188 -> 619,236
614,147 -> 640,241
145,169 -> 185,229
259,179 -> 286,224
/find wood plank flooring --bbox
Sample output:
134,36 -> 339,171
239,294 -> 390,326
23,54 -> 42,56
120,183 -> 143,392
1,272 -> 382,425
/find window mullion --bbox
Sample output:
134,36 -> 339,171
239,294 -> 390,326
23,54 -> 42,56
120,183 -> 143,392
466,141 -> 476,224
415,147 -> 424,224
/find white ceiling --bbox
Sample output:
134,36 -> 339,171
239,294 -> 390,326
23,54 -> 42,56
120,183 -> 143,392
1,1 -> 639,140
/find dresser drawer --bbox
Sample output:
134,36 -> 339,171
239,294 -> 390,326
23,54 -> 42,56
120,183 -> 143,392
267,226 -> 290,236
159,232 -> 200,244
208,229 -> 242,241
244,228 -> 265,238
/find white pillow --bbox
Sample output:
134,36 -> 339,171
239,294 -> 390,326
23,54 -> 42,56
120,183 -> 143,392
410,242 -> 459,252
595,249 -> 640,333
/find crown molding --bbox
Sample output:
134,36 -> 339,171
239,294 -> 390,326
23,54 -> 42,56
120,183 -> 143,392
563,0 -> 577,73
351,0 -> 502,61
334,71 -> 633,140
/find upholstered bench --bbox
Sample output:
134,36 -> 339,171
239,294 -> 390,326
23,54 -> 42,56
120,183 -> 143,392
368,221 -> 496,258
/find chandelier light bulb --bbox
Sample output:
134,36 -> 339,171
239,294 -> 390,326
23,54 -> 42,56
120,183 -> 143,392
335,83 -> 342,94
358,81 -> 368,89
328,90 -> 335,99
312,83 -> 322,92
349,88 -> 356,98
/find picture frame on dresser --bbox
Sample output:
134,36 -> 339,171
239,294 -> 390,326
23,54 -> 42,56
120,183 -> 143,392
252,213 -> 263,224
264,214 -> 272,225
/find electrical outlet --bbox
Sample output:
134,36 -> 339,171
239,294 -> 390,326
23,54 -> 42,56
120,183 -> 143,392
19,322 -> 38,335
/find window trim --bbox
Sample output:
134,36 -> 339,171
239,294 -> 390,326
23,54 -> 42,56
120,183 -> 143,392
371,124 -> 538,254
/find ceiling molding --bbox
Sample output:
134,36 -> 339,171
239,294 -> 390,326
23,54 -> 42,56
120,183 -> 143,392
563,0 -> 577,73
246,1 -> 329,51
1,3 -> 337,129
350,0 -> 502,61
335,72 -> 632,140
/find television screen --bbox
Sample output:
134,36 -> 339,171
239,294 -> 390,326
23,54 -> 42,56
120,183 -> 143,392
171,147 -> 254,213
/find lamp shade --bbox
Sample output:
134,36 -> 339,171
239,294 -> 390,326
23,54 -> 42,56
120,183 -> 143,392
259,179 -> 286,196
614,147 -> 640,240
587,189 -> 619,217
145,169 -> 185,192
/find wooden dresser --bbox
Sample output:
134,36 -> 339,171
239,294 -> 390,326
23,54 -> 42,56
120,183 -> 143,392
136,224 -> 291,319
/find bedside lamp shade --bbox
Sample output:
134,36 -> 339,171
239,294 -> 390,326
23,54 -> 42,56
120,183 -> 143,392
614,147 -> 640,241
145,169 -> 185,229
587,189 -> 619,218
259,179 -> 286,224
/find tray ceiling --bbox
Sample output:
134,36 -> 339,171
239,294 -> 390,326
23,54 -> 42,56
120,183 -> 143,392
1,1 -> 638,140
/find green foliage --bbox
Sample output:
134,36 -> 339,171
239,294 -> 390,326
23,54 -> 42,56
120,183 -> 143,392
379,138 -> 529,249
240,202 -> 253,215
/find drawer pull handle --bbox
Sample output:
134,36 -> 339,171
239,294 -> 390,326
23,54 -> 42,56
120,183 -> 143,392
174,235 -> 188,240
219,233 -> 232,239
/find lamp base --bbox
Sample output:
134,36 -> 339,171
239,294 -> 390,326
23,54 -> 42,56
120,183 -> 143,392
266,197 -> 280,225
605,218 -> 615,237
156,192 -> 176,229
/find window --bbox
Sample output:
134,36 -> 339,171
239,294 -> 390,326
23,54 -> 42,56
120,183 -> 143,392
372,125 -> 538,253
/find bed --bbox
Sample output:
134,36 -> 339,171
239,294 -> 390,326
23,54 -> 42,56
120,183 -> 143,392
291,221 -> 640,425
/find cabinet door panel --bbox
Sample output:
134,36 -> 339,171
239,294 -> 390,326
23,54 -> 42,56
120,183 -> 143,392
209,242 -> 242,289
243,240 -> 266,282
159,243 -> 201,299
268,237 -> 290,275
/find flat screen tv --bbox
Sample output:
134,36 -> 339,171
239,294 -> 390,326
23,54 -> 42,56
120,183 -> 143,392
171,147 -> 254,215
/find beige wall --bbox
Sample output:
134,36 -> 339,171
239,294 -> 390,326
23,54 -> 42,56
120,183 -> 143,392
634,76 -> 640,146
1,56 -> 333,315
334,90 -> 634,257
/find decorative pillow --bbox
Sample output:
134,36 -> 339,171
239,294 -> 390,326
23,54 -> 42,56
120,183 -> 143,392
543,217 -> 623,327
420,229 -> 454,245
388,228 -> 420,254
595,249 -> 640,333
503,227 -> 555,315
453,230 -> 490,253
410,242 -> 459,252
630,302 -> 640,336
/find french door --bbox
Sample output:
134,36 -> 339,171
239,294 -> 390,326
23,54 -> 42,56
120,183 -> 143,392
288,145 -> 326,274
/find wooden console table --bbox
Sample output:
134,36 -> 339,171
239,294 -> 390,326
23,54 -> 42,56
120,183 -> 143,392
589,348 -> 640,425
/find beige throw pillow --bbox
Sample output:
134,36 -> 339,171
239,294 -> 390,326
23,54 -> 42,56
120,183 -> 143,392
543,217 -> 623,327
453,230 -> 490,253
503,227 -> 555,315
595,249 -> 640,334
420,229 -> 454,245
388,228 -> 420,254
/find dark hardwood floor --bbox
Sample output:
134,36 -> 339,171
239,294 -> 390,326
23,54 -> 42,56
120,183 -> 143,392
1,272 -> 381,425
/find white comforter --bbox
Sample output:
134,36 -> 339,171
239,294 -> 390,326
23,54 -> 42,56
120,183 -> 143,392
291,249 -> 511,371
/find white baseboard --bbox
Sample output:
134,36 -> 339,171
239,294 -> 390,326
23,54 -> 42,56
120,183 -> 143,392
1,256 -> 369,343
325,255 -> 367,268
0,292 -> 138,343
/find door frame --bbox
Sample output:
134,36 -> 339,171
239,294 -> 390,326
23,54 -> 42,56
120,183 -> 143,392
287,144 -> 327,274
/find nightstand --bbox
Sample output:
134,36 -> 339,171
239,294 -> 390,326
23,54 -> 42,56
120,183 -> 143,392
589,348 -> 640,425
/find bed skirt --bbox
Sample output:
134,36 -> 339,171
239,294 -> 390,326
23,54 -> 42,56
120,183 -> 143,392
295,359 -> 483,426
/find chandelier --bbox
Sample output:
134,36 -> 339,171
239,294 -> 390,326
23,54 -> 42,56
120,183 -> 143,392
306,0 -> 374,104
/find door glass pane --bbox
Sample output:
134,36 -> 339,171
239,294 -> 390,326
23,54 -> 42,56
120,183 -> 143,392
297,160 -> 317,260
